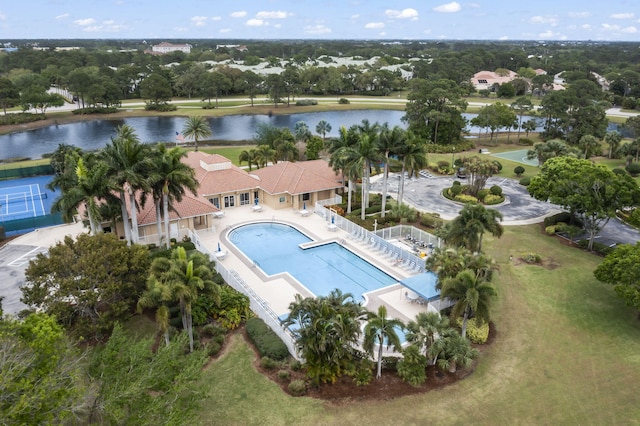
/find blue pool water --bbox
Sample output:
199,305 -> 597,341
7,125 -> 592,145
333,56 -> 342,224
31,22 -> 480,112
229,222 -> 398,299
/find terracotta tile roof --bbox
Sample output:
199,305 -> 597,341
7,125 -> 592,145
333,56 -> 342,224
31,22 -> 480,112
135,192 -> 218,226
183,151 -> 261,197
252,160 -> 343,195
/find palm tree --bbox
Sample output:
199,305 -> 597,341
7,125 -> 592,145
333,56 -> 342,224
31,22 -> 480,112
285,289 -> 365,385
440,268 -> 496,340
294,121 -> 312,142
255,144 -> 277,168
51,155 -> 111,234
378,124 -> 405,218
148,144 -> 198,249
101,125 -> 150,245
396,132 -> 427,206
405,312 -> 454,365
148,247 -> 220,352
443,204 -> 503,253
182,116 -> 212,152
316,120 -> 332,139
328,126 -> 359,213
137,277 -> 172,347
239,148 -> 258,171
277,140 -> 299,162
426,247 -> 496,290
356,120 -> 382,209
432,332 -> 479,373
363,305 -> 404,379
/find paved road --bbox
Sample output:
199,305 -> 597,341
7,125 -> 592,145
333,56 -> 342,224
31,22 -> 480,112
0,244 -> 48,315
370,174 -> 640,245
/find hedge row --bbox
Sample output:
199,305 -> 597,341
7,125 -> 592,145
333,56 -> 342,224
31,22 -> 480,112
245,318 -> 290,361
0,113 -> 46,126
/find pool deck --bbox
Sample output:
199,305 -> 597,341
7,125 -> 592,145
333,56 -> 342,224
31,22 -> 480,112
195,204 -> 434,324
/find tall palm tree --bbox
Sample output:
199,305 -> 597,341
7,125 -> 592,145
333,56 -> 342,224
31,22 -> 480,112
316,120 -> 332,139
137,277 -> 172,347
363,305 -> 404,379
426,247 -> 496,290
148,247 -> 220,352
101,125 -> 150,245
277,140 -> 299,162
441,268 -> 496,340
255,144 -> 277,168
328,126 -> 359,213
356,120 -> 382,209
443,204 -> 503,253
182,116 -> 212,152
239,148 -> 258,171
148,144 -> 198,249
396,132 -> 427,206
51,155 -> 111,234
378,124 -> 405,218
405,311 -> 454,365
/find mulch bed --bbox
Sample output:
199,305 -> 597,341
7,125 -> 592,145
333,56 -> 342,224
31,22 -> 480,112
238,324 -> 495,403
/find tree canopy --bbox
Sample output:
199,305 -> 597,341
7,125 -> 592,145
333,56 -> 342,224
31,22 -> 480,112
528,156 -> 640,250
594,242 -> 640,314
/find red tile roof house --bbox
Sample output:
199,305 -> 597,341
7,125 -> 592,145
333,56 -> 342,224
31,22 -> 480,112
471,70 -> 519,91
81,153 -> 346,245
183,151 -> 344,212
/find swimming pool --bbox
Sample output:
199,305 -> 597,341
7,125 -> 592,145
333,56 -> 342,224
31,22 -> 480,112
228,222 -> 398,299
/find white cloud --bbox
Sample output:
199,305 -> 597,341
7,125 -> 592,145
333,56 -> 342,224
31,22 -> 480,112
191,16 -> 208,27
351,14 -> 360,20
601,23 -> 638,34
211,16 -> 222,21
83,21 -> 126,33
174,27 -> 188,32
610,13 -> 634,19
529,15 -> 558,26
582,24 -> 592,30
538,30 -> 565,39
74,18 -> 96,26
231,11 -> 247,18
246,18 -> 266,27
55,13 -> 69,20
499,35 -> 509,40
622,26 -> 638,33
365,22 -> 385,29
385,8 -> 419,19
379,32 -> 387,37
0,11 -> 5,21
568,11 -> 590,19
274,23 -> 281,28
256,11 -> 290,19
469,3 -> 481,8
304,24 -> 331,35
433,2 -> 461,13
219,28 -> 231,33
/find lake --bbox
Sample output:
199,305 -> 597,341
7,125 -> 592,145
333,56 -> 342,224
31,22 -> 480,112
0,110 -> 620,161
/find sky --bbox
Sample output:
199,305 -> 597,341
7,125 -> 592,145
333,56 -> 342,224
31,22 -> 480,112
1,0 -> 639,41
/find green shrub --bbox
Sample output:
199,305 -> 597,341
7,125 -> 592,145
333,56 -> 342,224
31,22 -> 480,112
245,318 -> 290,361
612,168 -> 628,176
483,194 -> 503,205
145,103 -> 177,112
71,106 -> 118,115
490,185 -> 503,196
260,356 -> 278,370
457,319 -> 489,344
625,162 -> 640,176
477,188 -> 489,201
518,138 -> 534,146
201,323 -> 224,337
353,364 -> 373,386
207,340 -> 222,356
296,99 -> 317,106
288,379 -> 307,396
381,356 -> 402,372
452,180 -> 461,186
576,240 -> 615,255
177,241 -> 196,251
338,98 -> 350,104
289,359 -> 302,371
492,160 -> 503,171
397,345 -> 427,386
514,165 -> 525,176
519,177 -> 531,186
420,213 -> 444,228
545,225 -> 557,235
627,208 -> 640,227
520,252 -> 542,264
544,212 -> 583,228
449,185 -> 463,196
0,112 -> 46,126
454,194 -> 478,204
277,370 -> 291,381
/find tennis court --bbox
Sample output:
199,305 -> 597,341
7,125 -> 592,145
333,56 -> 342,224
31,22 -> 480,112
0,175 -> 56,222
491,149 -> 539,167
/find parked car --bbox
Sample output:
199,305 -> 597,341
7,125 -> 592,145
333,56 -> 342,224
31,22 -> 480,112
456,167 -> 467,179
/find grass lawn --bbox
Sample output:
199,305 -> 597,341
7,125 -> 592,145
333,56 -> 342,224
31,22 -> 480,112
198,225 -> 640,425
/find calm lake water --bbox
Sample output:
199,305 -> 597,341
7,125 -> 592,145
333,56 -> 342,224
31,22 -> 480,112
0,110 -> 620,161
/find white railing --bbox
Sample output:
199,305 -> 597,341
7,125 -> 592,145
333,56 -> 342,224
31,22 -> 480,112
314,201 -> 428,274
138,228 -> 190,246
188,229 -> 301,360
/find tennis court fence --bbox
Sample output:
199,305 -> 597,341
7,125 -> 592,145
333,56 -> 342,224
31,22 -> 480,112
0,212 -> 64,237
0,164 -> 54,180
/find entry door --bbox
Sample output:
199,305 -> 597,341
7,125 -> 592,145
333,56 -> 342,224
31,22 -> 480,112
170,223 -> 178,239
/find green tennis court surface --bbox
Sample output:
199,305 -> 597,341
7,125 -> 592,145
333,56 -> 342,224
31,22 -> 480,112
491,149 -> 539,166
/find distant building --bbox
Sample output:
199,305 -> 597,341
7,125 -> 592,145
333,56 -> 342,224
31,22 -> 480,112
471,70 -> 518,91
216,44 -> 248,52
54,47 -> 81,51
151,42 -> 192,55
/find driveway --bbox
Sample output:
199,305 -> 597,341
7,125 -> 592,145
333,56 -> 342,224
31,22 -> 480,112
371,175 -> 561,224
